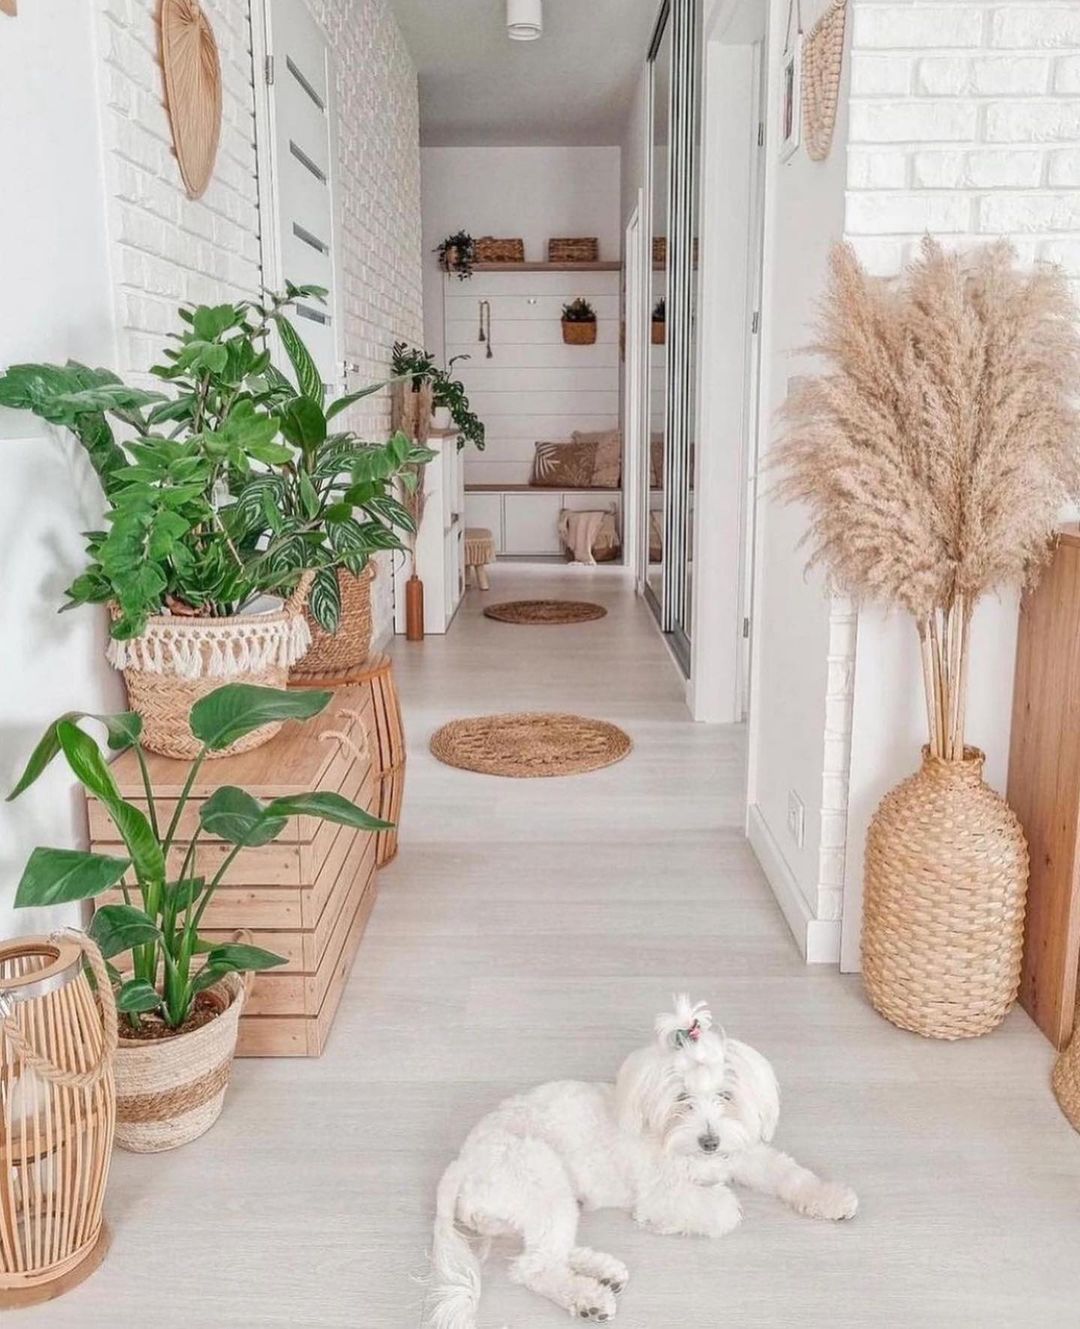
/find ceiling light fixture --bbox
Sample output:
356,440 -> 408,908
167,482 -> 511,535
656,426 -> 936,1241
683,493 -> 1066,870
507,0 -> 542,41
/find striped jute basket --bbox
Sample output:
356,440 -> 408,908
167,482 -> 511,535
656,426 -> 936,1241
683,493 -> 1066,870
861,746 -> 1029,1040
1052,1011 -> 1080,1133
549,237 -> 598,263
474,236 -> 524,263
290,565 -> 375,683
107,576 -> 312,759
114,970 -> 246,1153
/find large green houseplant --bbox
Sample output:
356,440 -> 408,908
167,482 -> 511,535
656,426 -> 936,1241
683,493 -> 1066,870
0,287 -> 429,754
8,683 -> 389,1150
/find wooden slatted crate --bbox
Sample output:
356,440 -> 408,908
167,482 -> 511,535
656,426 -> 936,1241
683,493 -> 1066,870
88,687 -> 380,1058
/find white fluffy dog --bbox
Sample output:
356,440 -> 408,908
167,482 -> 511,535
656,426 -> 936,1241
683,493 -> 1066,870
429,997 -> 857,1326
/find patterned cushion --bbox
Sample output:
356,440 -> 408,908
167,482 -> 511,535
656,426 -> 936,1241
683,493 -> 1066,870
531,438 -> 598,488
572,429 -> 622,489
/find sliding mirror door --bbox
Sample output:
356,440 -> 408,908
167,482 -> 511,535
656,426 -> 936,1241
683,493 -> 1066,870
644,0 -> 701,671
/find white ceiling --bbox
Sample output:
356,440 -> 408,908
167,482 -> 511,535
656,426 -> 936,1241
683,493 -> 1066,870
389,0 -> 661,147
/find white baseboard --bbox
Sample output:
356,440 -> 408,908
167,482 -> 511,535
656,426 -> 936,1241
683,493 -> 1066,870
746,804 -> 841,965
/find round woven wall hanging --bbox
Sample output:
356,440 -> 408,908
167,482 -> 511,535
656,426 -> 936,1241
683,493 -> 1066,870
430,713 -> 631,778
160,0 -> 223,199
483,600 -> 607,625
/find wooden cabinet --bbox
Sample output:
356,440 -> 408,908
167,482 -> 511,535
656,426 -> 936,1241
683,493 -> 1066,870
89,687 -> 380,1057
1007,526 -> 1080,1048
465,487 -> 623,558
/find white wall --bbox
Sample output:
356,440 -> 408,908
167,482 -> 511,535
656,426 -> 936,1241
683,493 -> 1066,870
420,146 -> 622,361
0,0 -> 422,939
838,0 -> 1080,969
0,0 -> 124,940
745,0 -> 853,962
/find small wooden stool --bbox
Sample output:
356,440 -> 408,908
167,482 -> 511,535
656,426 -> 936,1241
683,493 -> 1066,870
464,527 -> 495,590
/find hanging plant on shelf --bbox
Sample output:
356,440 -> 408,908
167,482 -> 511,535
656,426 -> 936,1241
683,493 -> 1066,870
435,230 -> 476,280
776,238 -> 1080,1040
391,341 -> 485,452
561,297 -> 598,345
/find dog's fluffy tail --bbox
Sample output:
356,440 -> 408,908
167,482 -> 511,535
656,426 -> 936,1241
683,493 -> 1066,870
428,1160 -> 482,1329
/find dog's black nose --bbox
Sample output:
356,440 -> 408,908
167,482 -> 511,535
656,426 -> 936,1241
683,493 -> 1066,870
699,1135 -> 720,1154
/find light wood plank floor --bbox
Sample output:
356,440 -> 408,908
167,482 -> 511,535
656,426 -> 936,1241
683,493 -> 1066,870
20,567 -> 1079,1326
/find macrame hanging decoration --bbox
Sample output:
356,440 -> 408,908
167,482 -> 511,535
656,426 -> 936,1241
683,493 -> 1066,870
801,0 -> 847,162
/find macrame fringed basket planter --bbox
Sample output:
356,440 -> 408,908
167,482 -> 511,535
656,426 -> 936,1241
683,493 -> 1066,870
861,746 -> 1029,1040
0,933 -> 117,1308
114,971 -> 245,1154
290,564 -> 375,683
107,578 -> 312,759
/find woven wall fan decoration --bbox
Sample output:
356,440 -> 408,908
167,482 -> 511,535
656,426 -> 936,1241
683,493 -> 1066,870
802,0 -> 847,161
160,0 -> 223,199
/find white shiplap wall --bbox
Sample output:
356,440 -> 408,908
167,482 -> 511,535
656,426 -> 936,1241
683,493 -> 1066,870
446,270 -> 621,486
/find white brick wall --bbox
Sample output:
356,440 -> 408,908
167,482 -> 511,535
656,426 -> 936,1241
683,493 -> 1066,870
92,0 -> 422,639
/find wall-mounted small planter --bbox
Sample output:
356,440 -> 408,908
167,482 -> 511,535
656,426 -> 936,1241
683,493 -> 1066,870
562,320 -> 597,345
651,320 -> 666,345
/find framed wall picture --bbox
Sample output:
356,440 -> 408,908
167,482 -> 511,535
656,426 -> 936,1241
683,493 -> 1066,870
780,34 -> 802,161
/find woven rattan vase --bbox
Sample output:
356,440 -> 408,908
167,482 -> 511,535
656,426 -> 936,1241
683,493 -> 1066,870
862,746 -> 1028,1040
114,971 -> 244,1153
107,579 -> 312,759
1052,1020 -> 1080,1133
290,565 -> 375,682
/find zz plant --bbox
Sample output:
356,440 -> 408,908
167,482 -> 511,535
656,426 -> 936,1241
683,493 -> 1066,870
0,284 -> 429,637
8,684 -> 389,1031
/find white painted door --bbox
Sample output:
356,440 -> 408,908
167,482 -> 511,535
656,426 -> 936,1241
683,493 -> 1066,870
262,0 -> 339,390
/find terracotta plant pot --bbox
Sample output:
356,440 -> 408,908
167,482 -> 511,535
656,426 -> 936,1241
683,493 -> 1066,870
861,746 -> 1029,1040
562,320 -> 597,345
113,972 -> 246,1153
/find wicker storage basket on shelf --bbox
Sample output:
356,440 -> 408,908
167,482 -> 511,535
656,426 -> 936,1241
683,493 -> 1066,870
107,578 -> 312,760
474,236 -> 524,263
114,970 -> 245,1153
562,320 -> 597,346
861,746 -> 1029,1039
290,565 -> 375,683
549,237 -> 599,263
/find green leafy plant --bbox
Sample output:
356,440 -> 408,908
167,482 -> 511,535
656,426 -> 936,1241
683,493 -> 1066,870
652,297 -> 666,323
8,684 -> 391,1031
435,230 -> 475,280
0,285 -> 426,637
391,342 -> 485,453
562,298 -> 597,324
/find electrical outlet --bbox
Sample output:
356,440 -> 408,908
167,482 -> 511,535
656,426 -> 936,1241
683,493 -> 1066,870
787,791 -> 805,849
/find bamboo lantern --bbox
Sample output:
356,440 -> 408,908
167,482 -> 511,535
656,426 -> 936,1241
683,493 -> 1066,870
0,933 -> 118,1308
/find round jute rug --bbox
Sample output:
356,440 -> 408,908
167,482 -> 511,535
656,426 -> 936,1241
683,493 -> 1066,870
483,599 -> 607,625
430,712 -> 631,778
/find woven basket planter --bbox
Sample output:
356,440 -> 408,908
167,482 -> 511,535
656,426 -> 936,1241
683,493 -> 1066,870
651,320 -> 666,345
861,746 -> 1029,1040
1052,1022 -> 1080,1133
290,565 -> 375,683
549,237 -> 598,263
107,580 -> 311,760
475,236 -> 524,263
562,320 -> 597,346
114,971 -> 244,1153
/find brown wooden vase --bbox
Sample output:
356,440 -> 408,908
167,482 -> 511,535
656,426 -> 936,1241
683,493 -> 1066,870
405,574 -> 424,641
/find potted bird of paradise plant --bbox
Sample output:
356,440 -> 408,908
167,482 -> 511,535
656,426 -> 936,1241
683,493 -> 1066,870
8,684 -> 390,1151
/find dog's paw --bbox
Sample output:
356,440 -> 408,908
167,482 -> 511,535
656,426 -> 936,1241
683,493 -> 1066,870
570,1248 -> 629,1295
792,1180 -> 858,1222
568,1277 -> 618,1321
